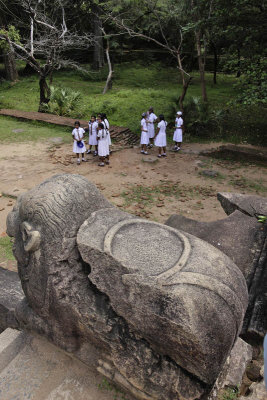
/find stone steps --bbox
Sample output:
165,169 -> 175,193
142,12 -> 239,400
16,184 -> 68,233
0,329 -> 122,400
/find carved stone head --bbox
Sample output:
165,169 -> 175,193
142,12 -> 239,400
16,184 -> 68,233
6,174 -> 111,313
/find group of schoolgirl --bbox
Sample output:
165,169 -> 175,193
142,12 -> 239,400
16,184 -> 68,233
140,107 -> 184,158
72,113 -> 111,166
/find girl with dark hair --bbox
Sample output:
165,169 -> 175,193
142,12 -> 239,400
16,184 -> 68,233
97,122 -> 110,167
147,107 -> 158,147
87,115 -> 98,155
140,112 -> 149,154
154,114 -> 167,158
101,113 -> 112,147
72,121 -> 87,164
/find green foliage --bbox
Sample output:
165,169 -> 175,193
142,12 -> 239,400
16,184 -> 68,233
0,62 -> 266,145
221,387 -> 239,400
98,378 -> 129,400
234,59 -> 267,106
257,215 -> 267,223
44,86 -> 82,117
0,237 -> 15,260
0,25 -> 20,52
183,96 -> 226,138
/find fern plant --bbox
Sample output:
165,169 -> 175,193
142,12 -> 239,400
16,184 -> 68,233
44,86 -> 82,117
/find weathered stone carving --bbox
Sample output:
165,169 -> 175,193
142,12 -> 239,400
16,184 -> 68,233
6,174 -> 249,400
166,192 -> 267,338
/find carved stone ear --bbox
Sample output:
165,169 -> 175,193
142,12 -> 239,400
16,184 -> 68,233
21,222 -> 41,252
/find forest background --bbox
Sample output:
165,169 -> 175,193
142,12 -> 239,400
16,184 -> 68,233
0,0 -> 266,145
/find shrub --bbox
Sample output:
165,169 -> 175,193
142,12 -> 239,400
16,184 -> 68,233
44,86 -> 82,117
183,96 -> 226,138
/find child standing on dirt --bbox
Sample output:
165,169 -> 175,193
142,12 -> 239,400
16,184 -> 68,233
87,115 -> 98,156
101,113 -> 112,147
97,122 -> 110,167
72,121 -> 87,165
147,107 -> 158,147
140,112 -> 149,155
154,114 -> 167,158
173,111 -> 184,151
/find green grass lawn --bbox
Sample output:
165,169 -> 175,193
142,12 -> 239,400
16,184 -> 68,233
0,237 -> 15,260
0,61 -> 266,144
0,115 -> 72,143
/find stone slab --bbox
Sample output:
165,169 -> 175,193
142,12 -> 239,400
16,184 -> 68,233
165,210 -> 261,280
217,192 -> 267,217
0,267 -> 24,331
0,329 -> 133,400
0,328 -> 27,374
239,380 -> 267,400
208,338 -> 253,399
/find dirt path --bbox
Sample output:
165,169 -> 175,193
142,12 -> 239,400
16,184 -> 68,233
1,140 -> 266,236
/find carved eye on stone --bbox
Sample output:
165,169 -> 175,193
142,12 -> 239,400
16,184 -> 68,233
20,222 -> 41,253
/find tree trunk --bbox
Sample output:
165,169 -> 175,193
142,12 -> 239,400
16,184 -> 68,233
103,41 -> 113,94
39,76 -> 50,112
195,30 -> 208,102
177,53 -> 192,110
179,77 -> 193,111
211,42 -> 217,84
92,4 -> 104,70
4,50 -> 18,81
236,48 -> 241,78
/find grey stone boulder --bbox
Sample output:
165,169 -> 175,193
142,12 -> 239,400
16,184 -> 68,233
165,211 -> 260,280
208,338 -> 252,399
217,192 -> 267,217
166,193 -> 267,338
201,170 -> 218,178
78,207 -> 248,384
239,380 -> 267,400
6,174 -> 206,400
4,175 -> 250,399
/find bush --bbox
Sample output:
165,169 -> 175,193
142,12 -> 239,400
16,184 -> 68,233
44,86 -> 82,117
183,96 -> 226,139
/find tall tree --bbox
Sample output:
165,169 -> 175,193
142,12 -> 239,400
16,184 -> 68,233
103,0 -> 192,108
0,0 -> 94,111
92,2 -> 105,70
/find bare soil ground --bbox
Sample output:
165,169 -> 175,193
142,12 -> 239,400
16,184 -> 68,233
0,140 -> 266,272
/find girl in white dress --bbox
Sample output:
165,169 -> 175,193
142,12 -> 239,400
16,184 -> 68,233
97,122 -> 110,166
147,107 -> 158,147
154,114 -> 167,158
173,111 -> 184,151
87,115 -> 98,155
72,121 -> 87,164
140,112 -> 149,155
101,113 -> 112,147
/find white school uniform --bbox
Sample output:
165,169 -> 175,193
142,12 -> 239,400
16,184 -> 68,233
97,128 -> 110,157
72,127 -> 86,153
148,112 -> 157,139
173,117 -> 183,142
103,119 -> 112,146
154,120 -> 167,147
88,121 -> 98,146
140,118 -> 149,145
